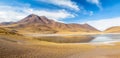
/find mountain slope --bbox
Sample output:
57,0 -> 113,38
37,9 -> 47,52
18,14 -> 52,25
105,26 -> 120,33
1,14 -> 99,34
82,23 -> 99,32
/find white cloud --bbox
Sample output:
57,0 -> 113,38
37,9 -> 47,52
87,0 -> 99,5
85,17 -> 120,31
26,9 -> 75,21
38,0 -> 80,11
82,10 -> 94,16
87,0 -> 102,10
0,5 -> 74,22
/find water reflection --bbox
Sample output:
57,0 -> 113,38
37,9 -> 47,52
90,34 -> 120,43
90,35 -> 113,42
35,35 -> 94,43
31,34 -> 120,43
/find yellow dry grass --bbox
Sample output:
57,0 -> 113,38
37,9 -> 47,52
1,27 -> 120,58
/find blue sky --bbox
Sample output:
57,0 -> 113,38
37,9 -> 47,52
0,0 -> 120,30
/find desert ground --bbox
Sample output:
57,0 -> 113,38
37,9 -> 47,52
1,33 -> 120,58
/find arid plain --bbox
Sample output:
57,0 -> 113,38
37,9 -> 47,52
1,14 -> 120,58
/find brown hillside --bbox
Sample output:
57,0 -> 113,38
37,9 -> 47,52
105,26 -> 120,33
0,14 -> 99,34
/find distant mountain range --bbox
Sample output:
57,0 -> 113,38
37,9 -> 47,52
0,14 -> 100,34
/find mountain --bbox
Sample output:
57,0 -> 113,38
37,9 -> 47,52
0,22 -> 14,25
81,23 -> 99,32
105,26 -> 120,33
0,14 -> 99,34
18,14 -> 53,25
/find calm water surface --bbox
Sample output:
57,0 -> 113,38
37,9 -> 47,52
90,34 -> 120,43
26,34 -> 120,43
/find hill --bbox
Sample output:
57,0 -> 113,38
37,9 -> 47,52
0,14 -> 100,34
105,26 -> 120,33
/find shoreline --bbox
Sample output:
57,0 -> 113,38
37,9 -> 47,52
22,33 -> 120,45
23,33 -> 120,36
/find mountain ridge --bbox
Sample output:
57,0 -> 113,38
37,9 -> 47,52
0,14 -> 100,34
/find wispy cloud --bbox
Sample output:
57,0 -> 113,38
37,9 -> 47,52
82,10 -> 94,16
87,0 -> 99,5
87,0 -> 102,10
38,0 -> 80,11
0,5 -> 74,22
86,17 -> 120,31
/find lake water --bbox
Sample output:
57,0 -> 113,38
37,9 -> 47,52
26,34 -> 120,43
90,34 -> 120,43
